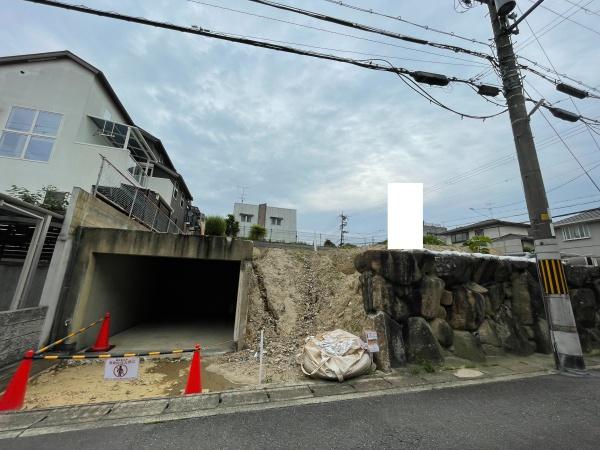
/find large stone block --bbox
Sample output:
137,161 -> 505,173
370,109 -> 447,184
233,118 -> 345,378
433,254 -> 474,284
533,318 -> 553,354
453,330 -> 486,362
477,320 -> 501,347
420,275 -> 445,319
472,258 -> 498,285
440,289 -> 453,306
494,305 -> 535,356
429,318 -> 453,348
371,275 -> 394,313
366,311 -> 407,371
570,288 -> 597,328
407,317 -> 444,364
494,260 -> 512,283
449,286 -> 485,331
511,272 -> 534,325
356,251 -> 422,285
565,265 -> 591,288
488,284 -> 504,314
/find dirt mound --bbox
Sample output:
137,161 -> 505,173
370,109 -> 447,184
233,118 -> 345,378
211,247 -> 365,383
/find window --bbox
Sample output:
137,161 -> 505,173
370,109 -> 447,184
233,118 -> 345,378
0,107 -> 62,162
451,232 -> 469,243
240,214 -> 253,223
270,217 -> 283,226
474,229 -> 484,236
561,223 -> 590,241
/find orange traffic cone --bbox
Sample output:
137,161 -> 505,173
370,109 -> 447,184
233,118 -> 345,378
184,344 -> 202,395
91,312 -> 112,352
0,350 -> 34,411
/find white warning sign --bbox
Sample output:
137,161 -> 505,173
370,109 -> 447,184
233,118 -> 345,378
364,330 -> 380,353
104,357 -> 139,380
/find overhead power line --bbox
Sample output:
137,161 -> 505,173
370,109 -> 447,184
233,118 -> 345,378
22,0 -> 507,120
242,0 -> 496,62
528,0 -> 600,37
560,0 -> 600,17
515,0 -> 595,50
319,0 -> 491,46
185,0 -> 490,67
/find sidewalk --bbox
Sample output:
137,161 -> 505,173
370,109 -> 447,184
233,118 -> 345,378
2,353 -> 600,439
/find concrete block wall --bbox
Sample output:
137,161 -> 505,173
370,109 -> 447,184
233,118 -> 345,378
0,306 -> 47,367
355,250 -> 600,371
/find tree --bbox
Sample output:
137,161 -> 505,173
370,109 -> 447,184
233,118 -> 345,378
7,184 -> 69,213
249,224 -> 266,241
225,214 -> 240,237
463,235 -> 492,253
204,215 -> 226,236
323,239 -> 336,248
423,235 -> 445,245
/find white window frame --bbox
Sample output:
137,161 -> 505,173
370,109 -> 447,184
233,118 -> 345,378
561,223 -> 591,241
0,106 -> 63,163
240,213 -> 253,223
270,216 -> 283,226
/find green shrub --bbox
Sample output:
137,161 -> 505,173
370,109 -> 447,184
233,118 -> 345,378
7,184 -> 69,213
249,224 -> 267,241
463,235 -> 492,253
205,215 -> 226,236
423,235 -> 445,245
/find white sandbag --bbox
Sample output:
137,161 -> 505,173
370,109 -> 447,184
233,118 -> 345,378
300,329 -> 374,382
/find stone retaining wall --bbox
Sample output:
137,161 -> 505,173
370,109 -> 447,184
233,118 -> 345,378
355,250 -> 600,370
0,307 -> 47,367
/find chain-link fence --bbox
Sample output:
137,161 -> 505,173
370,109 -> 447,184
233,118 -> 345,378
92,155 -> 182,234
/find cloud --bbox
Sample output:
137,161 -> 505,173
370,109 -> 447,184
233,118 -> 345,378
3,0 -> 599,236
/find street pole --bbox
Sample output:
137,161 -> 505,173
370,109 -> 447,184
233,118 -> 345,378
487,1 -> 584,371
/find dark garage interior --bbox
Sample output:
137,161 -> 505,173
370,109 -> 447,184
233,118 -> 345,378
79,253 -> 241,352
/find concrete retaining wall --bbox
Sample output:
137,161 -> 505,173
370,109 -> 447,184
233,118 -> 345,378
355,250 -> 600,370
0,306 -> 47,367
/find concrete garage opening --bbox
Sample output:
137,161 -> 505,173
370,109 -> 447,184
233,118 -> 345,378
52,231 -> 253,354
83,253 -> 241,353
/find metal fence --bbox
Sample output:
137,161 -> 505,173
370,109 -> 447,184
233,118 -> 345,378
238,225 -> 386,247
92,155 -> 182,234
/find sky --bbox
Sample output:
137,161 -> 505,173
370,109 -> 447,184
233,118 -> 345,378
2,0 -> 599,244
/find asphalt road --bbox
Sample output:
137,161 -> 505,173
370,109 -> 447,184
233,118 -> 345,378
4,373 -> 600,449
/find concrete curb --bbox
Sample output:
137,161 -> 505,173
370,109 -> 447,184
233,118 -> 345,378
1,361 -> 599,439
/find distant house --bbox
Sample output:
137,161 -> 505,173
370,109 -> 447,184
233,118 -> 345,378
233,202 -> 297,243
441,219 -> 533,255
0,50 -> 197,230
554,208 -> 600,263
423,222 -> 447,236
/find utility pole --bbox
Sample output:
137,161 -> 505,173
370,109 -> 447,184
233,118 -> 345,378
339,212 -> 348,246
485,0 -> 584,371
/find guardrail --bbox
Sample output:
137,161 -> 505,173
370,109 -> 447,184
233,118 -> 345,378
93,155 -> 182,234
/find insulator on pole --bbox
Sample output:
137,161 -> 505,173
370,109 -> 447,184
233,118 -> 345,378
410,71 -> 449,86
556,83 -> 588,99
549,107 -> 580,123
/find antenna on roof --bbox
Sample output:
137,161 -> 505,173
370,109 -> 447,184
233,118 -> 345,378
237,185 -> 250,203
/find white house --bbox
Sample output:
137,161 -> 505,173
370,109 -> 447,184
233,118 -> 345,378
0,51 -> 194,228
554,208 -> 600,265
233,202 -> 297,243
440,219 -> 533,255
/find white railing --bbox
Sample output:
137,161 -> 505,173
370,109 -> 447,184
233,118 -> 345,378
93,155 -> 182,234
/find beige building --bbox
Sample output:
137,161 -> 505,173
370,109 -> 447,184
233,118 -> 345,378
441,219 -> 533,255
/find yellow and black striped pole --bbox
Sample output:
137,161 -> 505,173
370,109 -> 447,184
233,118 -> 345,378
35,316 -> 105,354
536,239 -> 585,371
